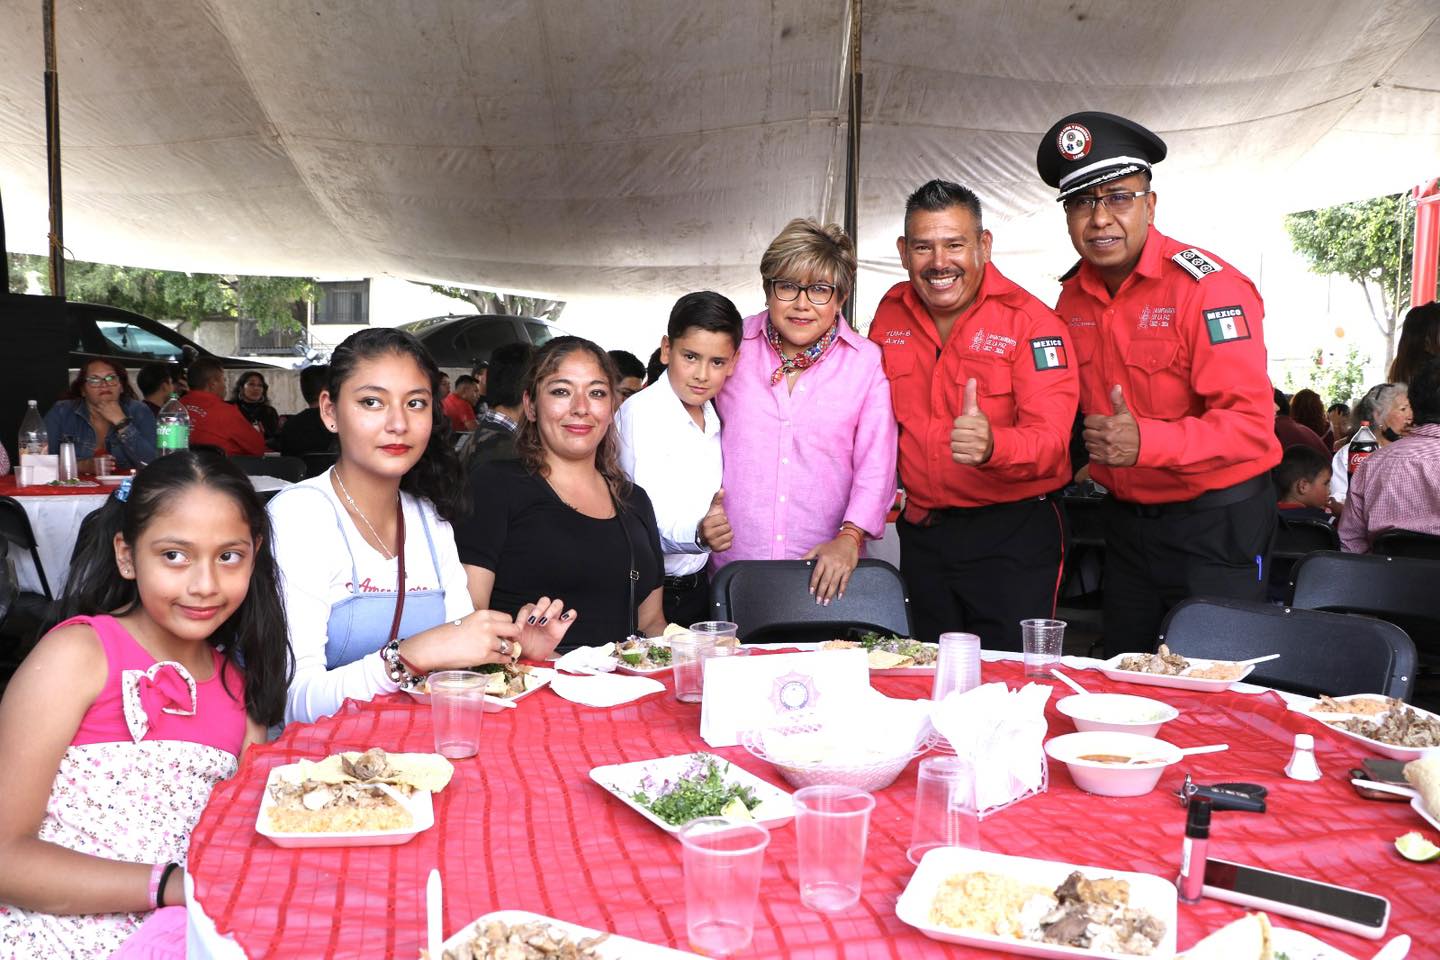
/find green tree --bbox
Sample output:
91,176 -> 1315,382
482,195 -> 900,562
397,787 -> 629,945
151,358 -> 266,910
6,252 -> 311,334
419,281 -> 564,321
1283,192 -> 1426,369
1284,345 -> 1370,407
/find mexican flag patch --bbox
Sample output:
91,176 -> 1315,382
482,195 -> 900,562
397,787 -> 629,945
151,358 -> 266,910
1030,337 -> 1068,370
1204,305 -> 1250,344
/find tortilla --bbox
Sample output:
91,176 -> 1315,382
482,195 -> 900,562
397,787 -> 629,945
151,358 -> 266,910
662,622 -> 688,637
867,649 -> 914,670
1179,912 -> 1272,959
288,751 -> 455,793
1403,756 -> 1440,820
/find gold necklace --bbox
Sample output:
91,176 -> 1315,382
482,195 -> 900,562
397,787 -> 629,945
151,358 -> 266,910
333,467 -> 397,560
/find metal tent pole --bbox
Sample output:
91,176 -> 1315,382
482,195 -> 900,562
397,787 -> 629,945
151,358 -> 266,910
843,0 -> 862,312
43,0 -> 65,298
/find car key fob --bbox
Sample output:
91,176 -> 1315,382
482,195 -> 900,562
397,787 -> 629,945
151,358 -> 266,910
1176,774 -> 1267,813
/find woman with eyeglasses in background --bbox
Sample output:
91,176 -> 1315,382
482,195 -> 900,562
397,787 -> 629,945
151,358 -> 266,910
43,358 -> 158,471
712,218 -> 898,606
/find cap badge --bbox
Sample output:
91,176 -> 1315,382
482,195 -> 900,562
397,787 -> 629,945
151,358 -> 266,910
1057,123 -> 1092,160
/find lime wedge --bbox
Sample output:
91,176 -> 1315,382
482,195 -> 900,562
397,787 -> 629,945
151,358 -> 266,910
720,797 -> 754,821
1395,831 -> 1440,862
618,649 -> 644,666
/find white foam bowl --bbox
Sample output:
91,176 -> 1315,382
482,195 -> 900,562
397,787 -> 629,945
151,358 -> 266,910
1044,730 -> 1182,797
1056,693 -> 1179,737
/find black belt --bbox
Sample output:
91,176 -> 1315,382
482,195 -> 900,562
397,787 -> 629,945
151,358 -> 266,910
664,572 -> 704,590
1110,473 -> 1270,518
902,493 -> 1054,529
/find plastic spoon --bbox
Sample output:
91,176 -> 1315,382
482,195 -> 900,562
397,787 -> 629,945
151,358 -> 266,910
484,694 -> 519,710
1123,743 -> 1229,766
1349,778 -> 1418,799
1370,934 -> 1411,960
1050,669 -> 1090,696
1235,654 -> 1281,666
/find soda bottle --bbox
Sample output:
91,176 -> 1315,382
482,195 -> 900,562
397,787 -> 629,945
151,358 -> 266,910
156,393 -> 191,456
18,399 -> 48,460
1347,420 -> 1378,479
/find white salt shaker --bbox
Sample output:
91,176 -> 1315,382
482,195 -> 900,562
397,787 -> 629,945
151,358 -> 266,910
1284,733 -> 1321,781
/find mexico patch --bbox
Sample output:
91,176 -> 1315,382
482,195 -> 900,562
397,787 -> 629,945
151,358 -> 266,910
1204,305 -> 1250,344
1030,337 -> 1068,370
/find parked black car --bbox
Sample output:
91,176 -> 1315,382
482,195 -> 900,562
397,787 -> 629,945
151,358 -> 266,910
64,300 -> 276,370
398,314 -> 567,370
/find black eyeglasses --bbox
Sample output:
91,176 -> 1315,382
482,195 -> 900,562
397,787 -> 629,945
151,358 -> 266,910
1063,190 -> 1152,218
768,279 -> 837,306
83,374 -> 119,386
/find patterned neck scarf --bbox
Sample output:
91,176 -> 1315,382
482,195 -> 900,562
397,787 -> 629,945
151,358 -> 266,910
766,317 -> 840,385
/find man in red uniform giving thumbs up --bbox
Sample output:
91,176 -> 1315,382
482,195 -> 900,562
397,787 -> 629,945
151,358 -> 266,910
870,180 -> 1078,651
1037,112 -> 1281,656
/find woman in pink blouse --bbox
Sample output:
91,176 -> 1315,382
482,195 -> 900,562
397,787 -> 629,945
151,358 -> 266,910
713,218 -> 898,603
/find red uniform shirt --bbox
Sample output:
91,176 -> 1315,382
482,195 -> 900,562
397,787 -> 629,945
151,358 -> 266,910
442,392 -> 476,433
1055,228 -> 1281,504
183,389 -> 266,456
869,264 -> 1079,509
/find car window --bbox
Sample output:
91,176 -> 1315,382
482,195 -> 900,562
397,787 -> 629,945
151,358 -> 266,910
454,321 -> 519,364
525,321 -> 561,346
95,321 -> 186,361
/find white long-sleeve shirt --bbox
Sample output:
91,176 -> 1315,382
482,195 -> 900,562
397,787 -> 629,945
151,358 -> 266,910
268,473 -> 474,725
614,375 -> 722,577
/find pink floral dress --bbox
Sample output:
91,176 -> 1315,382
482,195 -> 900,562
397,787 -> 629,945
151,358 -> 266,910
0,615 -> 247,958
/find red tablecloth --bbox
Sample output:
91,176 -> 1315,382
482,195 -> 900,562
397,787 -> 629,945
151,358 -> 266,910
188,662 -> 1434,959
0,474 -> 116,497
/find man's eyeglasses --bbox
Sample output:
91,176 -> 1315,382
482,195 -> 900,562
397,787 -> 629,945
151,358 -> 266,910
84,374 -> 119,386
1063,190 -> 1152,218
768,279 -> 837,306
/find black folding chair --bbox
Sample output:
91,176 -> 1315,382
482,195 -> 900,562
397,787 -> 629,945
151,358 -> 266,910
1158,597 -> 1416,699
230,455 -> 306,484
1288,551 -> 1440,653
707,559 -> 911,644
1273,516 -> 1339,560
1373,530 -> 1440,561
0,496 -> 52,599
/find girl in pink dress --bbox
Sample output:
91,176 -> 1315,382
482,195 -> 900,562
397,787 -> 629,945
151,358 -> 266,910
0,451 -> 291,958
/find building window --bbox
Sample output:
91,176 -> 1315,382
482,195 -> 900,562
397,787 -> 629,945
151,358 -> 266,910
315,280 -> 369,325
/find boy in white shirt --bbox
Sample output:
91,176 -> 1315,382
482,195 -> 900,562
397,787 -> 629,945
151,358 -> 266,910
616,291 -> 743,625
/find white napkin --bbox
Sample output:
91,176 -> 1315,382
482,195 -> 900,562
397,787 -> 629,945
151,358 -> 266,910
549,672 -> 664,708
553,644 -> 619,675
760,689 -> 932,764
929,682 -> 1052,811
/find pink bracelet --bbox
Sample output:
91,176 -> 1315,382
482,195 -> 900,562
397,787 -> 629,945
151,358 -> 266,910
148,862 -> 167,910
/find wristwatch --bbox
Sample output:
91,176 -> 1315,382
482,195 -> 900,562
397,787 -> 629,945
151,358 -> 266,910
694,524 -> 707,551
111,417 -> 134,432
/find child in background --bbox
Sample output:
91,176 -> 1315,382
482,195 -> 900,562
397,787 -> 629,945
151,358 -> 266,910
0,452 -> 291,958
1273,444 -> 1336,524
615,292 -> 744,626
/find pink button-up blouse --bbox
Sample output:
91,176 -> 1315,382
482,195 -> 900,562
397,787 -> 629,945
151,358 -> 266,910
712,310 -> 898,568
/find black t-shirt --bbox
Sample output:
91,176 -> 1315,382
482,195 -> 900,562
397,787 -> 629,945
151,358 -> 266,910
278,407 -> 336,457
455,460 -> 664,649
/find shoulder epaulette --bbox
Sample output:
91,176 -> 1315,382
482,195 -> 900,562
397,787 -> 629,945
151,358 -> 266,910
1171,248 -> 1223,281
1057,259 -> 1082,282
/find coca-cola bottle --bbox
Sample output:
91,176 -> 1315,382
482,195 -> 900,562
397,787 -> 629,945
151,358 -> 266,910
1347,420 -> 1378,479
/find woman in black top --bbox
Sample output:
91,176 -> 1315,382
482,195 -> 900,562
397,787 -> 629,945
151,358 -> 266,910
456,337 -> 665,653
231,371 -> 282,446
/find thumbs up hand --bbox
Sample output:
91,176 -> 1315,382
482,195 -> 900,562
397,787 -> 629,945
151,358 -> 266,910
950,378 -> 994,465
697,488 -> 733,553
1082,384 -> 1140,466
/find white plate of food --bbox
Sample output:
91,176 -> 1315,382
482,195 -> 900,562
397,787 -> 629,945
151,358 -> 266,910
256,750 -> 451,848
1180,912 -> 1362,960
432,909 -> 690,959
402,665 -> 555,710
613,636 -> 673,675
1288,696 -> 1440,762
822,633 -> 940,676
1097,645 -> 1254,693
96,473 -> 129,485
588,752 -> 793,836
896,846 -> 1176,958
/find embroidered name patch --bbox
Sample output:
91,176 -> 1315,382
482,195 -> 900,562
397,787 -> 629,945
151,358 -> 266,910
1030,337 -> 1068,370
1204,305 -> 1250,344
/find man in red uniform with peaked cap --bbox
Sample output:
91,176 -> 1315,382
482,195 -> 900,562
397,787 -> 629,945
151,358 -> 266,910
870,180 -> 1078,651
1037,112 -> 1280,657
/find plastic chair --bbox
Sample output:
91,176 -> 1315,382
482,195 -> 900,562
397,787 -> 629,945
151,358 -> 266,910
1272,516 -> 1339,560
1373,530 -> 1440,561
707,559 -> 911,644
0,497 -> 51,599
229,455 -> 306,484
1288,550 -> 1440,652
1157,597 -> 1416,699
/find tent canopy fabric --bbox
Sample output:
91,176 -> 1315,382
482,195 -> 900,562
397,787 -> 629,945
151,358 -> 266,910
2,0 -> 1438,313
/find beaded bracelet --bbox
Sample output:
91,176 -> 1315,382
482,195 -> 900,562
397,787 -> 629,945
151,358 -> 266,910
837,524 -> 865,548
379,640 -> 421,690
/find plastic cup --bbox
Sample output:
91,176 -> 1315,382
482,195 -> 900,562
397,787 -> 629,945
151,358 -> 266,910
907,755 -> 980,865
689,620 -> 739,647
931,632 -> 982,700
429,670 -> 486,759
680,817 -> 770,956
671,632 -> 716,703
794,785 -> 875,913
1021,618 -> 1066,678
93,454 -> 114,476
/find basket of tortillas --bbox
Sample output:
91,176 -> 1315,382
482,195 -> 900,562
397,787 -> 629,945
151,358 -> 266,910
740,693 -> 938,791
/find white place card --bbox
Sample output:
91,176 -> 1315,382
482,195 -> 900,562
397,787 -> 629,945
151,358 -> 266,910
19,453 -> 58,486
699,648 -> 871,747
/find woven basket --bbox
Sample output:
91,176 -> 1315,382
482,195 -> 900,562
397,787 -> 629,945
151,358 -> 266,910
740,714 -> 938,792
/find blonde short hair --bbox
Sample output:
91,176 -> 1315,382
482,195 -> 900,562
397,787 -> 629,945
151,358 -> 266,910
759,218 -> 856,307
